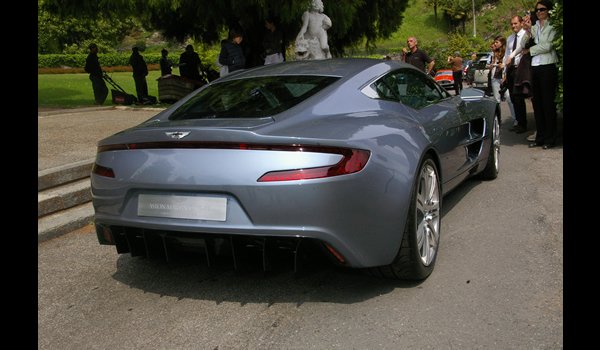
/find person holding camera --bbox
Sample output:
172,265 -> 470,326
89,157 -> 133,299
523,0 -> 559,149
447,51 -> 463,95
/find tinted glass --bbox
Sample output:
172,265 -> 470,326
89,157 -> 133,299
372,69 -> 446,109
168,76 -> 340,120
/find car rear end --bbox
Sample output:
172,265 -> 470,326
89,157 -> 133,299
434,70 -> 454,90
91,65 -> 412,271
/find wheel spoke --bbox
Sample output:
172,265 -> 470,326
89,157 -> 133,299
417,220 -> 425,250
420,226 -> 430,262
416,163 -> 440,266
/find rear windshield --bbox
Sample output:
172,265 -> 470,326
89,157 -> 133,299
168,75 -> 340,120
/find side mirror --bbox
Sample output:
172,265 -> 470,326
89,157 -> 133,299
460,88 -> 485,101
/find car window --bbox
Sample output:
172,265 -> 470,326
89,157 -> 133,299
168,75 -> 340,120
371,69 -> 445,109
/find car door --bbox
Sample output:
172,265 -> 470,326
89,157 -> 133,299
376,68 -> 470,186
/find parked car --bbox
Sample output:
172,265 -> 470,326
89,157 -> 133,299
91,58 -> 500,280
434,69 -> 454,90
466,52 -> 492,87
462,59 -> 472,81
471,52 -> 493,89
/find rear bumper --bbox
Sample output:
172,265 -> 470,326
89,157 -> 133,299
94,222 -> 336,272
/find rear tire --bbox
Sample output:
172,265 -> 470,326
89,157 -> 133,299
365,154 -> 441,280
480,114 -> 500,180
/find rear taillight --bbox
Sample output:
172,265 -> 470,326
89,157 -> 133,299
257,149 -> 370,182
92,163 -> 115,178
95,142 -> 370,182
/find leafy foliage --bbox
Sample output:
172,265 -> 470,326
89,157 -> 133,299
550,0 -> 562,113
41,0 -> 409,60
38,0 -> 138,54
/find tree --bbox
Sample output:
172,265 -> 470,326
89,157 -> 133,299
427,1 -> 443,29
38,0 -> 138,54
550,0 -> 562,114
440,0 -> 474,34
42,0 -> 409,64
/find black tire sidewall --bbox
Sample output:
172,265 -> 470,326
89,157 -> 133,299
404,155 -> 441,279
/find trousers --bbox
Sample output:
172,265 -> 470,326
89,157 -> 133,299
531,64 -> 558,146
505,65 -> 527,128
89,74 -> 108,105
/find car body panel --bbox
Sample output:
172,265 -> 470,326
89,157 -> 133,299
91,58 -> 499,269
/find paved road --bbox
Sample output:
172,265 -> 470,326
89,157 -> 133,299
38,100 -> 563,349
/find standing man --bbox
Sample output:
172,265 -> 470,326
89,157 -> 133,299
159,48 -> 172,76
84,43 -> 108,105
262,19 -> 284,65
403,37 -> 435,76
129,46 -> 148,102
447,51 -> 463,95
503,15 -> 528,134
179,45 -> 204,85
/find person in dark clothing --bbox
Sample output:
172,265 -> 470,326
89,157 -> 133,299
447,51 -> 463,95
129,46 -> 148,102
262,19 -> 283,65
179,45 -> 203,83
84,43 -> 108,105
160,48 -> 172,76
402,37 -> 435,75
219,28 -> 246,73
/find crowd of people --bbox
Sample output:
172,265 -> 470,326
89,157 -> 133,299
85,0 -> 560,149
85,18 -> 284,105
396,0 -> 560,149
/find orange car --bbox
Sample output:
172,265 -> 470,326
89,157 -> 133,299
434,69 -> 455,90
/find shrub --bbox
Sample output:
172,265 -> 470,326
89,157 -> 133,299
38,54 -> 170,69
38,64 -> 162,74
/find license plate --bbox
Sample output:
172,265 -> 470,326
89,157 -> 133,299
138,194 -> 227,221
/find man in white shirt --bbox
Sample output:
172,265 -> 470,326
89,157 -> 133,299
503,16 -> 528,134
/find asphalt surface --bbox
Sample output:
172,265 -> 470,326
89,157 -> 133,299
38,96 -> 563,349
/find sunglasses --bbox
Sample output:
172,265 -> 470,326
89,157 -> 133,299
535,7 -> 548,12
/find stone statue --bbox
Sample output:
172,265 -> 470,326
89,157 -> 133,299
294,0 -> 332,60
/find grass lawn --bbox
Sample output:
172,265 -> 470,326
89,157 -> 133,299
38,70 -> 167,108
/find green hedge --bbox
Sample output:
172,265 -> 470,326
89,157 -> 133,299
38,53 -> 177,68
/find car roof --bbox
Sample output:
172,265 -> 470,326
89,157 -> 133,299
216,58 -> 417,81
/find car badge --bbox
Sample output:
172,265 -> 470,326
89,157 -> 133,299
166,131 -> 190,140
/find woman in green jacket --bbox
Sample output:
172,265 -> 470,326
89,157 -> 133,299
523,0 -> 560,149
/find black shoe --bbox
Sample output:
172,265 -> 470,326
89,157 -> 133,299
515,126 -> 527,134
542,144 -> 554,149
529,143 -> 543,148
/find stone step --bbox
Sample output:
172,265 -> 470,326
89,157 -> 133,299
38,159 -> 96,243
38,158 -> 94,191
38,202 -> 95,243
38,178 -> 92,218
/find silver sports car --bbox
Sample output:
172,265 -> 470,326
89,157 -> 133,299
91,58 -> 500,280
